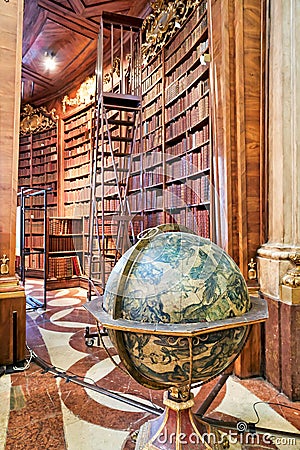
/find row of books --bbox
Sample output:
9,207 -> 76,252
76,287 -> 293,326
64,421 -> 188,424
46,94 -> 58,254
165,14 -> 208,72
19,168 -> 30,177
64,134 -> 90,151
64,142 -> 90,159
142,128 -> 162,152
142,53 -> 162,79
144,149 -> 163,168
48,255 -> 82,279
49,218 -> 83,235
24,253 -> 44,270
19,149 -> 30,163
165,175 -> 210,207
144,211 -> 164,229
84,219 -> 118,236
142,65 -> 162,94
64,163 -> 90,180
27,190 -> 57,205
19,150 -> 31,160
102,197 -> 120,211
25,235 -> 44,248
32,161 -> 57,174
64,188 -> 89,204
32,153 -> 57,166
143,167 -> 164,187
143,114 -> 162,135
166,42 -> 209,86
64,152 -> 90,169
31,173 -> 57,184
165,97 -> 209,140
166,92 -> 209,127
166,148 -> 210,178
32,137 -> 56,150
32,128 -> 56,140
64,124 -> 89,141
145,188 -> 163,210
143,97 -> 162,121
187,208 -> 210,237
166,67 -> 209,106
49,235 -> 82,252
64,177 -> 89,191
165,129 -> 209,159
64,112 -> 89,132
142,81 -> 162,106
168,208 -> 210,238
32,145 -> 57,157
65,202 -> 90,217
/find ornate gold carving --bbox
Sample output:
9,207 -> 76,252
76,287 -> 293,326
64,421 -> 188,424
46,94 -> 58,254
142,0 -> 200,62
0,254 -> 9,275
20,104 -> 58,135
282,253 -> 300,287
248,258 -> 257,280
62,76 -> 96,113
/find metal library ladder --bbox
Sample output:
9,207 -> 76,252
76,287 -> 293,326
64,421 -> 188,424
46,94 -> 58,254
86,12 -> 143,304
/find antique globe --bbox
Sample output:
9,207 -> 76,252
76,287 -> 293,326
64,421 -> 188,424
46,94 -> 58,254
87,224 -> 268,449
97,224 -> 266,388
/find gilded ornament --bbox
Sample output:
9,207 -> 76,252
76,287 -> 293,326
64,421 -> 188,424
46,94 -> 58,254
62,76 -> 96,112
282,253 -> 300,287
20,104 -> 58,135
0,254 -> 9,275
248,258 -> 257,280
142,0 -> 200,62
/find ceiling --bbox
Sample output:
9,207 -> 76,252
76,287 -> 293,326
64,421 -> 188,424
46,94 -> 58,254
21,0 -> 150,107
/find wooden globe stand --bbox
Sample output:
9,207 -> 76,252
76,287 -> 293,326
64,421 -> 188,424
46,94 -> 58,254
135,390 -> 213,450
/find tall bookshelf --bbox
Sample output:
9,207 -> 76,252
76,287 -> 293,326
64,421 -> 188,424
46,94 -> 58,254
18,126 -> 58,217
62,103 -> 93,218
136,1 -> 212,237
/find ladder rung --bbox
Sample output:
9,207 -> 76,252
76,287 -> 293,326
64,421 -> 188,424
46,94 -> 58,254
104,136 -> 133,143
108,118 -> 135,127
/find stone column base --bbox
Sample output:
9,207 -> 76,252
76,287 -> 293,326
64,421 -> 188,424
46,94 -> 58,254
258,246 -> 300,401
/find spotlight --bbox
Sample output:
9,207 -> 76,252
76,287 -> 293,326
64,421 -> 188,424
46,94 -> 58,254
44,52 -> 56,71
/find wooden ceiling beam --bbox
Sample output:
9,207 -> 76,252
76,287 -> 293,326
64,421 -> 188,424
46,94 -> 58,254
68,0 -> 85,15
38,0 -> 99,38
82,1 -> 132,18
22,65 -> 53,88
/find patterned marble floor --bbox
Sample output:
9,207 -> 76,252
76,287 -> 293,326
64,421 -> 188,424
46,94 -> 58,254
0,280 -> 300,450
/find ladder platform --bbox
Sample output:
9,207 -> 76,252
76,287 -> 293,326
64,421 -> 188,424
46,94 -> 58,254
103,92 -> 141,109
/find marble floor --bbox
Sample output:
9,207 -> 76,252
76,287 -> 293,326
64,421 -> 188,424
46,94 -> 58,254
0,279 -> 300,450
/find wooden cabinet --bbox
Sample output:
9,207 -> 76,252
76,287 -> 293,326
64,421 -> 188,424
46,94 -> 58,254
0,286 -> 26,365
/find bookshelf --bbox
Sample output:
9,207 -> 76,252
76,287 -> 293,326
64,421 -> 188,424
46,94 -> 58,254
62,104 -> 93,218
47,217 -> 84,289
18,127 -> 58,217
136,1 -> 212,237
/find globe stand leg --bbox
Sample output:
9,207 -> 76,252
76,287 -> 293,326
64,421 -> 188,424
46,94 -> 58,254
135,391 -> 214,450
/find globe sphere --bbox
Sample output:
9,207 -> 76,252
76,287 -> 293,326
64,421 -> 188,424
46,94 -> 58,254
103,227 -> 251,390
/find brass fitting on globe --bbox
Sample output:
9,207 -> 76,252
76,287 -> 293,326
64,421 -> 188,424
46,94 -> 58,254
168,385 -> 191,402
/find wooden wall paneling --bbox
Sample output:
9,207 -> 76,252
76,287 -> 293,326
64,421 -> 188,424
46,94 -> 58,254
210,0 -> 266,377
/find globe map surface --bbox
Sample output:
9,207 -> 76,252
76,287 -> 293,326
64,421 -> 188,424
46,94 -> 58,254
103,229 -> 251,390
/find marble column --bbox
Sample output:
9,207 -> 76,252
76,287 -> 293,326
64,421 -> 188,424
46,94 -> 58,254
0,0 -> 25,365
257,0 -> 300,400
